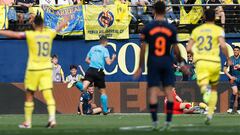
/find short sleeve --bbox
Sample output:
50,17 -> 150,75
87,47 -> 93,58
104,48 -> 110,58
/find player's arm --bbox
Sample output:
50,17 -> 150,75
60,68 -> 66,83
79,102 -> 84,115
186,38 -> 195,55
133,42 -> 147,79
0,30 -> 25,39
223,63 -> 236,80
105,54 -> 116,65
219,36 -> 232,66
176,95 -> 183,103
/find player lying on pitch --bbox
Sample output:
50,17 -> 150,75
66,66 -> 110,115
0,12 -> 70,128
77,84 -> 104,115
164,88 -> 209,114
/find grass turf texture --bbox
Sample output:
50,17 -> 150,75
0,114 -> 239,135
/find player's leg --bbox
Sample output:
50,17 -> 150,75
195,62 -> 211,103
146,65 -> 161,130
75,68 -> 94,91
19,70 -> 38,128
39,70 -> 56,128
99,88 -> 109,114
161,65 -> 175,130
92,107 -> 103,114
205,64 -> 220,125
180,103 -> 191,110
19,90 -> 35,128
228,85 -> 238,113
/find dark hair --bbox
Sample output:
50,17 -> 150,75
99,35 -> 108,41
70,65 -> 77,70
88,84 -> 94,87
153,1 -> 166,15
34,11 -> 44,26
51,54 -> 58,59
234,46 -> 240,50
205,9 -> 215,22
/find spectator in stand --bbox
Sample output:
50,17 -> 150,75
130,0 -> 152,25
52,54 -> 66,83
72,0 -> 81,4
165,0 -> 179,24
39,0 -> 56,5
66,65 -> 84,83
57,0 -> 73,4
16,0 -> 35,24
182,53 -> 196,81
206,0 -> 225,27
0,0 -> 15,5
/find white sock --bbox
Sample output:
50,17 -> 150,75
48,115 -> 56,122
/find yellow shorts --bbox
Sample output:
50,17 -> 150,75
195,61 -> 221,86
24,69 -> 53,91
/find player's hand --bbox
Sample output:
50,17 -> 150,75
133,68 -> 142,80
230,76 -> 237,84
112,54 -> 117,60
227,59 -> 233,66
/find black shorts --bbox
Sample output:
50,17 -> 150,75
147,63 -> 175,88
84,67 -> 106,89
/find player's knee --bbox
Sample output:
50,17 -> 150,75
42,90 -> 55,105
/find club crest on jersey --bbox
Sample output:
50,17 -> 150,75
98,10 -> 114,28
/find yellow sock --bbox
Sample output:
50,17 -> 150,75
208,91 -> 218,116
42,89 -> 56,122
24,102 -> 34,124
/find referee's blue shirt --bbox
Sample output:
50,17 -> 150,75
87,45 -> 110,69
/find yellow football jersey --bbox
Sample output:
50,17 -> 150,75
25,29 -> 56,70
190,23 -> 225,63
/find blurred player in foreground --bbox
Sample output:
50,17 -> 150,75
78,84 -> 103,115
0,12 -> 69,128
134,1 -> 189,130
187,9 -> 231,125
164,88 -> 208,114
224,46 -> 240,114
73,35 -> 116,115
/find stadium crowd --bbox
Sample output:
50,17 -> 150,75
0,0 -> 240,32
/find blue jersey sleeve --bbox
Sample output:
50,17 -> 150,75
104,48 -> 110,58
87,47 -> 93,58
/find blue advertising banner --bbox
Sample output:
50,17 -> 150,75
43,5 -> 84,36
0,37 -> 239,82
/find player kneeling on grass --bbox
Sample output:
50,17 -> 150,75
164,88 -> 208,114
78,84 -> 103,115
0,12 -> 70,128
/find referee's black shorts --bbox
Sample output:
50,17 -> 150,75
84,67 -> 106,89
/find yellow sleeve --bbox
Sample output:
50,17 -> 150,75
50,30 -> 57,39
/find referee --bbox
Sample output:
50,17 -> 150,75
76,35 -> 116,114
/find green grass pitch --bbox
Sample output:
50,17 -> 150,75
0,114 -> 240,135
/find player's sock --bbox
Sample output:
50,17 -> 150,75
185,104 -> 191,109
24,101 -> 34,125
166,101 -> 174,122
43,89 -> 56,122
75,82 -> 84,91
229,94 -> 236,109
149,104 -> 158,122
208,91 -> 218,116
100,94 -> 108,113
237,96 -> 240,110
